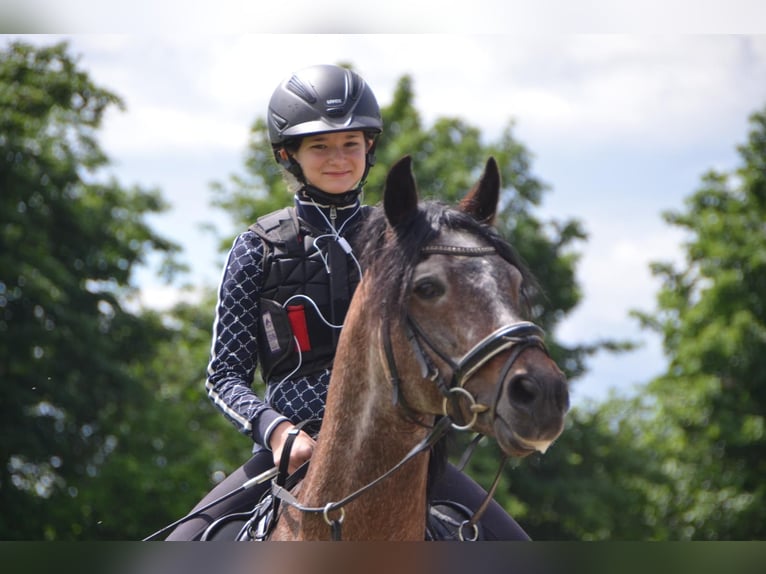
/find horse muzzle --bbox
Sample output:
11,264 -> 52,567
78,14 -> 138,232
491,346 -> 569,457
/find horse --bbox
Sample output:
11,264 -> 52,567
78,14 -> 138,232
264,156 -> 570,541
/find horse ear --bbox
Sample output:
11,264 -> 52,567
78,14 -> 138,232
459,156 -> 500,225
384,155 -> 419,228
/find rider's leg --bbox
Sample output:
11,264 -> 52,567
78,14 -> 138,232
165,449 -> 273,541
429,462 -> 531,541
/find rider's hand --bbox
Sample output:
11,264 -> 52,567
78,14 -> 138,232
269,421 -> 316,475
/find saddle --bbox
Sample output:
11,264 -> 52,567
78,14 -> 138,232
425,500 -> 484,541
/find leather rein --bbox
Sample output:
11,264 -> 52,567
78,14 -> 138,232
270,243 -> 550,540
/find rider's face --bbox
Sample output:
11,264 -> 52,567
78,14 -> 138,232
293,131 -> 370,194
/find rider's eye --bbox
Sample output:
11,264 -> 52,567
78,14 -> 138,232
413,278 -> 445,300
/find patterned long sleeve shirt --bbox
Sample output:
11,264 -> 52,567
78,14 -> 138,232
205,196 -> 365,452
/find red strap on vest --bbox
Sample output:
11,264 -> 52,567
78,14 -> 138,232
287,305 -> 312,352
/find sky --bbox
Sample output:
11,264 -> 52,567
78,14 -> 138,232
3,7 -> 766,407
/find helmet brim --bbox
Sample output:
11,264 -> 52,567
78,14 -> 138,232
278,118 -> 382,141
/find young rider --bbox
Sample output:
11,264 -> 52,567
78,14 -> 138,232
165,64 -> 530,540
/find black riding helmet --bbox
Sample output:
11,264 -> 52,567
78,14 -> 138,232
268,64 -> 383,204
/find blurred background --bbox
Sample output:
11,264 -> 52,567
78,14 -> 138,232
2,3 -> 766,541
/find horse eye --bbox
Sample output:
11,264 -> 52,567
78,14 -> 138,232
413,278 -> 445,300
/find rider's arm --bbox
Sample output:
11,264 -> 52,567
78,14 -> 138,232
205,231 -> 289,449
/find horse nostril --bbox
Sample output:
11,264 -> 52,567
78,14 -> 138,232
508,376 -> 539,406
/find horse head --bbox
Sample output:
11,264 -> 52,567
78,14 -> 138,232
379,155 -> 569,457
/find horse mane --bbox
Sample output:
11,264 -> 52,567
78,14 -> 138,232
358,200 -> 539,325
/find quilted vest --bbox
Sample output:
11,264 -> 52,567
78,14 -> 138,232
250,206 -> 367,382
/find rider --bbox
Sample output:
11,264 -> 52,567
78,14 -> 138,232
165,64 -> 530,541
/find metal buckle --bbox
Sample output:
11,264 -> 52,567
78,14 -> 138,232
443,387 -> 485,431
322,503 -> 345,526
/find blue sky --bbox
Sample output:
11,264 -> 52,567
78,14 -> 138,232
4,29 -> 766,406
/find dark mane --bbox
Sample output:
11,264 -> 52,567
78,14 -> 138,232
358,200 -> 538,325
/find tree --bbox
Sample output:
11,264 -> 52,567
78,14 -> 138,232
0,40 -> 203,539
632,104 -> 766,539
82,294 -> 251,539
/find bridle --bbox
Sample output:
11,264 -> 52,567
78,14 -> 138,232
270,242 -> 551,540
401,317 -> 548,429
384,243 -> 549,430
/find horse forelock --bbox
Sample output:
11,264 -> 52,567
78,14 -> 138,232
358,201 -> 538,322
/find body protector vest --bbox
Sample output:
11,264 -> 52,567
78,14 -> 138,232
250,206 -> 368,382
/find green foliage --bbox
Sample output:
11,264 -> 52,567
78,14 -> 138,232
477,397 -> 666,540
84,294 -> 249,539
0,40 -> 200,539
631,105 -> 766,539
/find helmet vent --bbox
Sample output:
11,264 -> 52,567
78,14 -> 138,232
270,112 -> 288,131
286,76 -> 317,104
348,73 -> 360,101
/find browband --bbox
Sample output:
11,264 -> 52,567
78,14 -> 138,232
421,245 -> 496,256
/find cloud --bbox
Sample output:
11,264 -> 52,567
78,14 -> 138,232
26,34 -> 764,162
124,282 -> 209,313
474,36 -> 766,152
100,104 -> 250,156
557,222 -> 687,343
555,219 -> 688,403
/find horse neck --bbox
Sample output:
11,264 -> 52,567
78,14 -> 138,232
295,285 -> 432,539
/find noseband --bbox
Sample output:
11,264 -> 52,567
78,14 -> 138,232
383,243 -> 550,431
405,319 -> 548,429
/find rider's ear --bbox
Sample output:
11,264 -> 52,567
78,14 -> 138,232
459,157 -> 500,226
